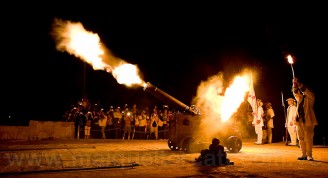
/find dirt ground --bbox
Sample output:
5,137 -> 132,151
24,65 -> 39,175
0,139 -> 327,177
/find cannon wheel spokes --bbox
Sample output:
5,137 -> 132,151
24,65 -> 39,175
168,140 -> 180,151
226,136 -> 242,153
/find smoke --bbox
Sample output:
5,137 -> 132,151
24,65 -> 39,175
191,69 -> 256,141
192,72 -> 224,119
191,72 -> 226,140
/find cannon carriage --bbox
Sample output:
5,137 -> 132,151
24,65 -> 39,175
143,82 -> 242,153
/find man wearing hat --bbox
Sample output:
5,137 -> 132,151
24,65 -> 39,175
252,99 -> 264,144
292,78 -> 318,161
263,102 -> 275,144
286,98 -> 298,146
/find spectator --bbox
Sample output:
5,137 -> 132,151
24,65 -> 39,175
122,110 -> 133,140
99,110 -> 108,139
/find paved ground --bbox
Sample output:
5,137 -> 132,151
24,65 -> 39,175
0,139 -> 327,177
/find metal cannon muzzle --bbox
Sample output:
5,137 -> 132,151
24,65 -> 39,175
143,82 -> 199,115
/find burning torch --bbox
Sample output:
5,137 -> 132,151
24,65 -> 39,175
287,54 -> 295,79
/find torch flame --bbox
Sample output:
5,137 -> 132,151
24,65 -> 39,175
287,55 -> 293,64
51,18 -> 144,87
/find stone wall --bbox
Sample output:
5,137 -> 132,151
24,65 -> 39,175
0,120 -> 75,140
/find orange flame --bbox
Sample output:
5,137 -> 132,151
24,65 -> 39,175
287,54 -> 293,64
192,71 -> 254,139
221,75 -> 249,122
112,63 -> 143,86
193,72 -> 250,123
51,18 -> 144,87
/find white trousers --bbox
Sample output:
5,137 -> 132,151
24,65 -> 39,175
287,126 -> 297,145
255,125 -> 263,143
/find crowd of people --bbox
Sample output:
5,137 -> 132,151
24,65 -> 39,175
62,99 -> 173,140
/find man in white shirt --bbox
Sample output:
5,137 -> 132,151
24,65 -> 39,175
252,99 -> 264,145
286,98 -> 298,146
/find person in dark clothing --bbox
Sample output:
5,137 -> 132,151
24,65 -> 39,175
74,111 -> 86,139
233,92 -> 254,139
195,138 -> 233,166
208,138 -> 227,165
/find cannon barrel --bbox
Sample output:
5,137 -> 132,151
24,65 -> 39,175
143,82 -> 199,115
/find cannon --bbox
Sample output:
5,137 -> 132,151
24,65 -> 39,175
143,82 -> 242,153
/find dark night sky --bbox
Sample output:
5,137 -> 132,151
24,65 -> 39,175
1,3 -> 327,142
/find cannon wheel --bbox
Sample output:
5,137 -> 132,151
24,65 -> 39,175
226,136 -> 242,153
181,137 -> 196,153
168,140 -> 180,151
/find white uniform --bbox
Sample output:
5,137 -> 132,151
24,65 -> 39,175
253,103 -> 264,144
287,104 -> 297,145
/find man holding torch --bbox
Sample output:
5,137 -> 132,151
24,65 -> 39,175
292,78 -> 318,161
287,54 -> 318,160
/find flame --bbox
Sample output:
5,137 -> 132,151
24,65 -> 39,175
287,54 -> 293,64
51,18 -> 144,87
112,63 -> 143,86
192,71 -> 253,140
193,72 -> 250,122
221,75 -> 249,122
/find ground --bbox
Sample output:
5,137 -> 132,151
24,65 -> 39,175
0,139 -> 327,177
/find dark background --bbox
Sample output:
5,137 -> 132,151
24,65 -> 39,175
1,3 -> 327,144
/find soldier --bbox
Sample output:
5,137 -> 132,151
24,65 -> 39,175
263,102 -> 275,144
252,99 -> 264,145
292,78 -> 318,161
286,98 -> 298,146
